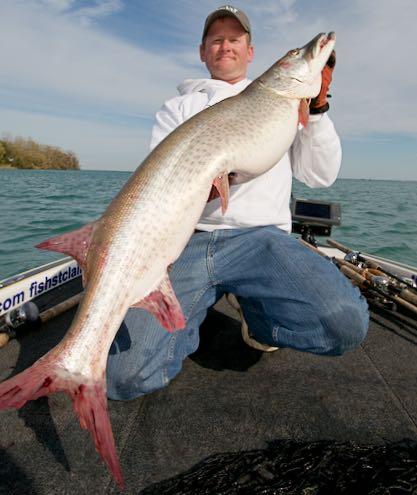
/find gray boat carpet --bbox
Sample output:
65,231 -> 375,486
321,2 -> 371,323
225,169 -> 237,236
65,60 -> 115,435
0,302 -> 417,494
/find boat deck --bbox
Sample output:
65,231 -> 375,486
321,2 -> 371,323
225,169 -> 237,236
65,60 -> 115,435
1,296 -> 417,494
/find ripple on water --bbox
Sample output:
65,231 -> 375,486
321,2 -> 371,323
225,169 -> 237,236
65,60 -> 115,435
293,178 -> 417,268
1,173 -> 416,279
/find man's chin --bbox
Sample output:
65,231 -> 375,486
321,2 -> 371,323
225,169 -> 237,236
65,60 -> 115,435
211,63 -> 238,76
210,70 -> 245,84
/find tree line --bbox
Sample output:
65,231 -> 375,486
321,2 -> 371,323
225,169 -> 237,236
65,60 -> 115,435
0,135 -> 80,170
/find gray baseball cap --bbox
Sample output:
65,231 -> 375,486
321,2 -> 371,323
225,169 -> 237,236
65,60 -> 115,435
202,5 -> 251,41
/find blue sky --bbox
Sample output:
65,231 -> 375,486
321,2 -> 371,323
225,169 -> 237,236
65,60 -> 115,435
0,0 -> 416,180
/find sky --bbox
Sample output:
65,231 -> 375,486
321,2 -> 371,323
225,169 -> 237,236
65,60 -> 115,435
0,0 -> 416,180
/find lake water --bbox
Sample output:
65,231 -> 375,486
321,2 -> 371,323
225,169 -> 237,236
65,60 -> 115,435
0,169 -> 416,281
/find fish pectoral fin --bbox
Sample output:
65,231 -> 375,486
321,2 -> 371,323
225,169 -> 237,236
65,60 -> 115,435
36,222 -> 97,278
211,173 -> 230,214
130,274 -> 186,332
207,184 -> 219,202
298,98 -> 310,127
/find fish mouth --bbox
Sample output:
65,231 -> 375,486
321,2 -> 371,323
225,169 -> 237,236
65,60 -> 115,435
319,32 -> 335,46
305,32 -> 336,62
317,32 -> 335,55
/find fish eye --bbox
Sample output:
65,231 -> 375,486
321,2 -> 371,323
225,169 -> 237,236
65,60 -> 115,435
289,49 -> 300,56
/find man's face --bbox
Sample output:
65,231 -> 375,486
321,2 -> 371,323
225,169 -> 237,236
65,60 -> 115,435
200,17 -> 254,84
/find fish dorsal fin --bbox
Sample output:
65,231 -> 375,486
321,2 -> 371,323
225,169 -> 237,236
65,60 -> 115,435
298,98 -> 310,127
35,222 -> 96,276
131,274 -> 186,332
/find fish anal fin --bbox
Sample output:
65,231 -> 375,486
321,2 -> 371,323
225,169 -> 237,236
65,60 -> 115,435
299,98 -> 310,127
36,222 -> 97,286
131,274 -> 186,332
0,358 -> 124,489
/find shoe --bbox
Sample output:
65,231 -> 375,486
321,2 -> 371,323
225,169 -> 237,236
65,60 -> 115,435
226,294 -> 279,352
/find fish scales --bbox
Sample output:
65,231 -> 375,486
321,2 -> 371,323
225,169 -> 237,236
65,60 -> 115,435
0,32 -> 336,489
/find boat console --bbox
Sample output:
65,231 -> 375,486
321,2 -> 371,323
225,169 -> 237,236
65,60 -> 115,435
291,197 -> 341,245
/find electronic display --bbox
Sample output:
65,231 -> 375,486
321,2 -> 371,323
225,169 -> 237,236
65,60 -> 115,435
291,198 -> 341,226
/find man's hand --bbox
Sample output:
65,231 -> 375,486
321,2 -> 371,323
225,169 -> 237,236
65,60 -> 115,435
310,50 -> 336,114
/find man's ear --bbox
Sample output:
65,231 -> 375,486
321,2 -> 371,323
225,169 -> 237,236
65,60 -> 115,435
199,43 -> 206,62
248,45 -> 254,63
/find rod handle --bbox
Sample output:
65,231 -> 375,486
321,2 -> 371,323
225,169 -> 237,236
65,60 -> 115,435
40,293 -> 83,324
326,239 -> 350,253
0,333 -> 10,348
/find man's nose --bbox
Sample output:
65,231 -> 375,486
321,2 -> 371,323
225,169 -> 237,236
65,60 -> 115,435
220,39 -> 232,51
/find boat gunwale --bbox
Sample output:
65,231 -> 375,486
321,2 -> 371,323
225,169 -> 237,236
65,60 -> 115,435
0,257 -> 74,289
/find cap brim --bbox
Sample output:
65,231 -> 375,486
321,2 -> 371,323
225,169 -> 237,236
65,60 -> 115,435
202,9 -> 251,40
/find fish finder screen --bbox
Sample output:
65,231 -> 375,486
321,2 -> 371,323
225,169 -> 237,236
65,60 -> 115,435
295,201 -> 331,219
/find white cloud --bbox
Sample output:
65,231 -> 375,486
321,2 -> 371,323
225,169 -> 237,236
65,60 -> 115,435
34,0 -> 123,22
0,0 -> 416,173
238,0 -> 417,138
318,0 -> 417,137
0,2 -> 188,117
37,0 -> 75,12
72,0 -> 124,26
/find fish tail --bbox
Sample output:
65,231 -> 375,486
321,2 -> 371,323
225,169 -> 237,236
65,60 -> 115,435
0,356 -> 58,408
70,381 -> 125,489
0,359 -> 125,490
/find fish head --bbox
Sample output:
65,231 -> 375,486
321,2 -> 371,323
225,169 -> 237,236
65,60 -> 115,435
259,32 -> 336,99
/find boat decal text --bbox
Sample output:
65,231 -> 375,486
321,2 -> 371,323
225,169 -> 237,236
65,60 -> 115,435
0,262 -> 81,316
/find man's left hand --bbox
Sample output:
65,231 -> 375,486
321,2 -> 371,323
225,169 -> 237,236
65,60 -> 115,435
310,50 -> 336,114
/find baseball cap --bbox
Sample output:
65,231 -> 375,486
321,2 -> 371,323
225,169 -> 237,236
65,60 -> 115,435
202,5 -> 251,41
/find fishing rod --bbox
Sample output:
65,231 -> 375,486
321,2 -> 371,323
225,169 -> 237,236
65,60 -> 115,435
300,240 -> 417,317
0,292 -> 83,348
332,255 -> 417,307
326,239 -> 417,294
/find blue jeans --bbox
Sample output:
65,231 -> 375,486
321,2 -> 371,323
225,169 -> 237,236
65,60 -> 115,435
106,226 -> 369,400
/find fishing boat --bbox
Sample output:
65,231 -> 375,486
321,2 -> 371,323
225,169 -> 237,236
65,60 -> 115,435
1,198 -> 417,493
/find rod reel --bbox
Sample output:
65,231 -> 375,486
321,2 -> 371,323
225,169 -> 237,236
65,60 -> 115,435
0,302 -> 40,347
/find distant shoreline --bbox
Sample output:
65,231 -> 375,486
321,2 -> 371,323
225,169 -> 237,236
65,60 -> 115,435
0,165 -> 79,170
0,166 -> 414,181
0,136 -> 80,170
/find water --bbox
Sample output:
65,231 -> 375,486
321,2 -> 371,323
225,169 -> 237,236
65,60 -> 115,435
293,177 -> 417,267
0,169 -> 416,281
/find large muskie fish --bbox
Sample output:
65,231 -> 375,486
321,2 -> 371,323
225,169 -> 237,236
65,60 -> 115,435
0,33 -> 336,488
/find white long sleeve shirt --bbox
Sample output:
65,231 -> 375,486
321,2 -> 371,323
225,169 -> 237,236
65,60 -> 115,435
150,78 -> 342,233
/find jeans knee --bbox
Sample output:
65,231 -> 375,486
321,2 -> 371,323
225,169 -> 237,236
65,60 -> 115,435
106,365 -> 166,401
323,297 -> 369,355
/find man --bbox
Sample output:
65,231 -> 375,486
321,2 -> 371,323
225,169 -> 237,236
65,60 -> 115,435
106,6 -> 369,400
